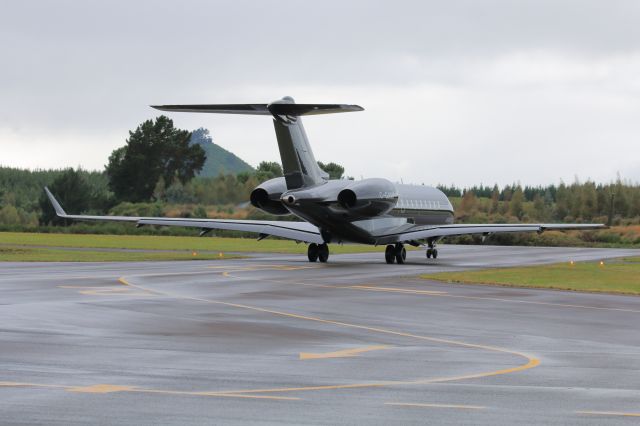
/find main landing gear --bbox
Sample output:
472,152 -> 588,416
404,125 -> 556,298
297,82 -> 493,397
385,243 -> 406,264
307,243 -> 329,263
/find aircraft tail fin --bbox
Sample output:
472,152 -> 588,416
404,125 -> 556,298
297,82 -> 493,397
151,96 -> 363,190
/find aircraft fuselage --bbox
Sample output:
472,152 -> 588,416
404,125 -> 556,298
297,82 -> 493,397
280,180 -> 454,245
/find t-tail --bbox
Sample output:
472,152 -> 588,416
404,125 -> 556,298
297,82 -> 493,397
152,96 -> 363,190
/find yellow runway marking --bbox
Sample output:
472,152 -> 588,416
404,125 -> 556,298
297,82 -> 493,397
68,384 -> 135,393
0,381 -> 66,389
385,402 -> 485,410
129,389 -> 298,400
577,410 -> 640,417
0,381 -> 297,401
59,285 -> 153,297
119,276 -> 540,396
349,286 -> 447,295
209,264 -> 318,272
217,265 -> 318,278
300,345 -> 390,360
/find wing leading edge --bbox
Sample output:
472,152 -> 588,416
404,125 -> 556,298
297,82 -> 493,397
44,187 -> 323,244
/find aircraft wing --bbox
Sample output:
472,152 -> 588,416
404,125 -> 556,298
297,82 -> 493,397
44,187 -> 323,244
374,222 -> 607,245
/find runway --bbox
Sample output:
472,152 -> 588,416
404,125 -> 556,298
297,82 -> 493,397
1,245 -> 640,425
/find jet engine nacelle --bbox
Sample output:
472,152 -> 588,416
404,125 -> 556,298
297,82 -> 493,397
249,177 -> 291,215
337,178 -> 398,217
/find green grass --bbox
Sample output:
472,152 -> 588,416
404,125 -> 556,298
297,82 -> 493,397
0,231 -> 380,254
0,247 -> 243,262
424,258 -> 640,295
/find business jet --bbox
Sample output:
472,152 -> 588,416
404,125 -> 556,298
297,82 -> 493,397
45,96 -> 605,264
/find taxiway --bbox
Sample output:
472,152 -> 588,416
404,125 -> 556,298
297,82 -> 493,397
1,245 -> 639,424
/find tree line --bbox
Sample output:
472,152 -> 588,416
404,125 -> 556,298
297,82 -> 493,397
0,115 -> 638,232
440,177 -> 640,225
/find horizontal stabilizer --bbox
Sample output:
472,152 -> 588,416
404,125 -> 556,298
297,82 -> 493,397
152,104 -> 271,115
151,103 -> 363,116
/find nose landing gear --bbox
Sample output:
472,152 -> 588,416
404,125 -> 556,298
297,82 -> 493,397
426,241 -> 438,259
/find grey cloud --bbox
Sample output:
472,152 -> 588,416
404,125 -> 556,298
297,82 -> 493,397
1,1 -> 639,185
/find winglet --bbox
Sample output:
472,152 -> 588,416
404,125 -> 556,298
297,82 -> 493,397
44,187 -> 67,217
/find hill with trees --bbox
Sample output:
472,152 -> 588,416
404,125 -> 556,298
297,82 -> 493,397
190,128 -> 254,177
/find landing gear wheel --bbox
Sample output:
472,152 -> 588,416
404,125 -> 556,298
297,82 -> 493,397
385,245 -> 396,264
318,243 -> 329,263
426,248 -> 432,258
432,248 -> 438,259
395,243 -> 406,265
307,243 -> 319,262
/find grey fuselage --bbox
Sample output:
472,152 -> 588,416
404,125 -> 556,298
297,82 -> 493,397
280,180 -> 454,245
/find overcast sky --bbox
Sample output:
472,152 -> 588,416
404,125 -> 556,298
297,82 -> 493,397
1,0 -> 639,187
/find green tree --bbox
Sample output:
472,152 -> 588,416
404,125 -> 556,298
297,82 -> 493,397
489,185 -> 500,214
555,182 -> 570,220
0,204 -> 20,225
318,161 -> 345,179
510,186 -> 524,219
39,168 -> 91,225
106,116 -> 205,202
532,193 -> 546,220
459,190 -> 477,214
581,181 -> 597,220
255,161 -> 283,182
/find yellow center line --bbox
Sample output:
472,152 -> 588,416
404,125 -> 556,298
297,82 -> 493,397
577,410 -> 640,418
128,388 -> 299,400
385,402 -> 485,410
0,381 -> 297,401
68,384 -> 134,393
0,381 -> 66,389
300,345 -> 391,360
119,276 -> 540,396
349,286 -> 447,295
59,285 -> 152,297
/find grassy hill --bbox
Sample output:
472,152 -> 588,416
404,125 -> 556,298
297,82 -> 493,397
190,128 -> 254,177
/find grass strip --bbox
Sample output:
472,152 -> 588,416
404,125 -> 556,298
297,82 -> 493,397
423,257 -> 640,295
0,232 -> 387,254
0,246 -> 243,262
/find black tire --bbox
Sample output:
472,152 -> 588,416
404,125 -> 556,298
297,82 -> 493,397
318,243 -> 329,263
395,244 -> 406,265
426,248 -> 432,259
385,245 -> 395,264
432,249 -> 438,259
307,243 -> 319,262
